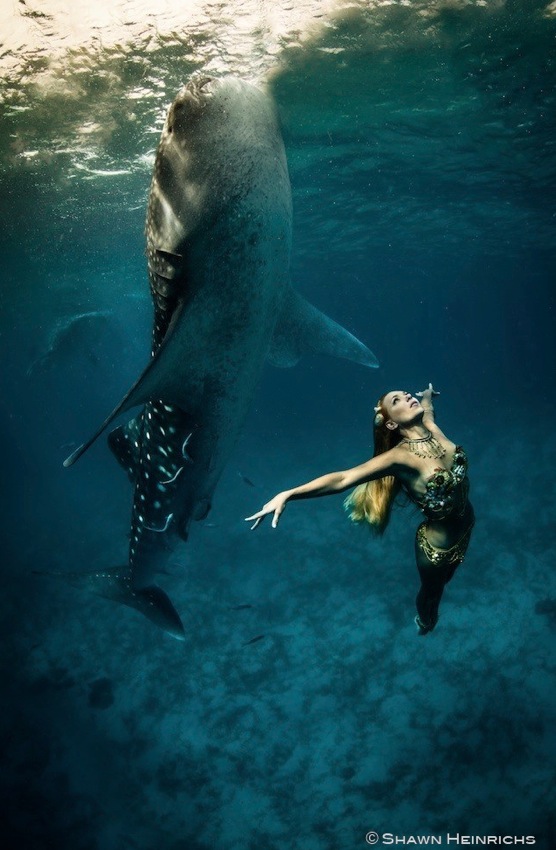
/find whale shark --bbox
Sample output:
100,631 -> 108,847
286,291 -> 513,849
64,76 -> 378,639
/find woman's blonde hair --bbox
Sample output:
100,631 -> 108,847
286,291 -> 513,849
343,393 -> 402,534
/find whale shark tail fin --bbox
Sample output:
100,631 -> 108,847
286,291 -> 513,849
268,287 -> 379,369
34,568 -> 186,642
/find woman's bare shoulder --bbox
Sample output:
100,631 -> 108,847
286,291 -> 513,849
387,444 -> 422,474
389,444 -> 413,464
386,445 -> 426,488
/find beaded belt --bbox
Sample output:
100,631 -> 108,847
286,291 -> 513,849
416,519 -> 474,567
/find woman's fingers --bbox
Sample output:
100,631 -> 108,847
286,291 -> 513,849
245,504 -> 273,530
245,498 -> 285,530
245,509 -> 264,521
245,510 -> 267,530
416,382 -> 440,398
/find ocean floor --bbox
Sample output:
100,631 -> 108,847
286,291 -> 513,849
2,418 -> 555,850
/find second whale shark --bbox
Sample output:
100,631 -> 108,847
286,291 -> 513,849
64,76 -> 378,639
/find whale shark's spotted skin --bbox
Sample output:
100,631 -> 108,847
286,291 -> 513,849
109,273 -> 196,585
64,76 -> 377,639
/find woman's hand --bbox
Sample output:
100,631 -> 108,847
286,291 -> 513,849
245,492 -> 290,530
416,382 -> 440,403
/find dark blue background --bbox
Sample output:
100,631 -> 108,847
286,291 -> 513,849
0,2 -> 554,848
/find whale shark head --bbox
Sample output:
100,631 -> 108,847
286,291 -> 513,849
161,76 -> 276,154
150,76 -> 284,254
165,76 -> 215,134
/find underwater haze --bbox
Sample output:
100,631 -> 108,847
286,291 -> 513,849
1,1 -> 555,848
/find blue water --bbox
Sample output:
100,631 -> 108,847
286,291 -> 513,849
1,1 -> 555,848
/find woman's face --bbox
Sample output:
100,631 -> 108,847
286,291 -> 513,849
382,390 -> 422,427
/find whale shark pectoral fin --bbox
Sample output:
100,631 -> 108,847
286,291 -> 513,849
63,299 -> 201,468
34,568 -> 186,641
267,288 -> 379,369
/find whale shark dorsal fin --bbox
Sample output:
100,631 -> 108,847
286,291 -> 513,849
267,288 -> 379,369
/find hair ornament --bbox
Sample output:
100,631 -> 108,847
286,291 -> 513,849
373,404 -> 384,427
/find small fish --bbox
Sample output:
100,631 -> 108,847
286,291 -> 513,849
238,472 -> 256,487
60,441 -> 77,450
242,634 -> 265,646
229,604 -> 254,611
202,522 -> 219,529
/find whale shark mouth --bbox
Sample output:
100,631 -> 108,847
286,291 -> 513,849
188,76 -> 214,93
166,76 -> 216,130
184,75 -> 215,104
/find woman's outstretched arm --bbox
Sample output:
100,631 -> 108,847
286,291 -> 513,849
416,382 -> 440,430
245,450 -> 399,530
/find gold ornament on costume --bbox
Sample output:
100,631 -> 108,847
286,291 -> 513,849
399,431 -> 446,459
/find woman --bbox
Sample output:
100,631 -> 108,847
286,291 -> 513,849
245,384 -> 474,635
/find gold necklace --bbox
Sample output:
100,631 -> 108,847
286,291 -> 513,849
400,431 -> 446,459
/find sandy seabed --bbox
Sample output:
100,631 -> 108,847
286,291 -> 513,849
2,420 -> 555,850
